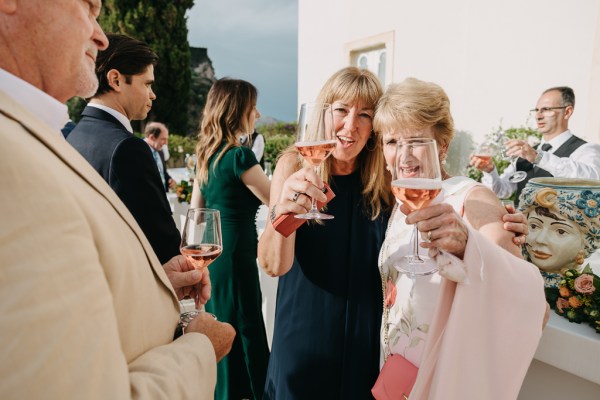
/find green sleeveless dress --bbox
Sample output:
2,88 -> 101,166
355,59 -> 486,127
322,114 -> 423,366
201,143 -> 269,399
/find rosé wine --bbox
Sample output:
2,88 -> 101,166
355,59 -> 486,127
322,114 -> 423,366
296,140 -> 337,167
181,244 -> 222,270
391,178 -> 442,212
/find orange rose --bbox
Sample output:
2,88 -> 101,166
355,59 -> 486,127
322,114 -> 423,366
559,286 -> 571,297
568,296 -> 582,309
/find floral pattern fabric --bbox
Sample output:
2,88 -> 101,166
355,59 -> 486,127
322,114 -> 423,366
379,177 -> 477,368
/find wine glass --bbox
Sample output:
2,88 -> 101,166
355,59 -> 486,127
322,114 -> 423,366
294,102 -> 336,220
497,130 -> 527,183
391,138 -> 443,275
471,140 -> 497,171
179,208 -> 223,318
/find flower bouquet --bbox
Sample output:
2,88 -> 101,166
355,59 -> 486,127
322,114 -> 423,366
545,265 -> 600,334
175,180 -> 192,204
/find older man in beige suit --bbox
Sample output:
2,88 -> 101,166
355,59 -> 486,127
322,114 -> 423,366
0,1 -> 234,399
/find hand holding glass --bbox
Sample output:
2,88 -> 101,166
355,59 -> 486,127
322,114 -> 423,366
294,102 -> 336,220
179,208 -> 222,318
391,138 -> 442,275
497,130 -> 527,183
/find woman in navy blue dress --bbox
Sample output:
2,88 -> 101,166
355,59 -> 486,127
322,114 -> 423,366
258,67 -> 392,399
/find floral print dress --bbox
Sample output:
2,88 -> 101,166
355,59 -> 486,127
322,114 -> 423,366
379,177 -> 478,368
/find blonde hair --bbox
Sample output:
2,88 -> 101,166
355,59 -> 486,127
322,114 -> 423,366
196,78 -> 257,183
287,67 -> 390,219
374,77 -> 455,151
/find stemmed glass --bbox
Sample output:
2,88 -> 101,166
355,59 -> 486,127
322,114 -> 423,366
391,138 -> 443,275
294,102 -> 337,220
497,130 -> 527,183
179,208 -> 223,319
472,140 -> 498,169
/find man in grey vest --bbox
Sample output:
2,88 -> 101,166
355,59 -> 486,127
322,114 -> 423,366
471,86 -> 600,205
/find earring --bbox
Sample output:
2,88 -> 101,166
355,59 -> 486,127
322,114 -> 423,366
576,250 -> 585,265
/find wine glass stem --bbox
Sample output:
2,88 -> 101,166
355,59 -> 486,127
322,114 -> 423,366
412,225 -> 423,262
309,165 -> 320,213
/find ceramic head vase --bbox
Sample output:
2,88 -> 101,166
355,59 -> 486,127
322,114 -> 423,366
519,178 -> 600,279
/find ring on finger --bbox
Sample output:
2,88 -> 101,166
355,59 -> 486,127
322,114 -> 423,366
426,230 -> 433,243
291,192 -> 301,202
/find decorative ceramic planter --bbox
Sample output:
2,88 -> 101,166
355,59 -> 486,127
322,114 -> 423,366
518,177 -> 600,279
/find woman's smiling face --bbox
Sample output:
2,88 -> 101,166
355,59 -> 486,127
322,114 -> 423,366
382,126 -> 437,172
330,100 -> 374,168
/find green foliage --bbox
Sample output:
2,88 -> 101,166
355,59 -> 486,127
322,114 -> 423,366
259,122 -> 297,165
167,134 -> 197,168
98,0 -> 194,134
66,97 -> 87,123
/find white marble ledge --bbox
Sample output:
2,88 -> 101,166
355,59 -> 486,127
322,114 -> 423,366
534,312 -> 600,385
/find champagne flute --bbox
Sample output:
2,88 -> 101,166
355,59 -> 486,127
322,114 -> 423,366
179,208 -> 222,318
294,102 -> 336,220
391,138 -> 442,275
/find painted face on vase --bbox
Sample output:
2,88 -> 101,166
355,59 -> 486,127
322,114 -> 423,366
525,207 -> 586,274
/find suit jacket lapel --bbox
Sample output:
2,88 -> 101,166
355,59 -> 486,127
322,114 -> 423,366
0,90 -> 177,298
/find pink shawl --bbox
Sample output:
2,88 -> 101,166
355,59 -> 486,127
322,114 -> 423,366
410,228 -> 546,399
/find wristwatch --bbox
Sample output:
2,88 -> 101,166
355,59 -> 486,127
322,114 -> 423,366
533,150 -> 544,165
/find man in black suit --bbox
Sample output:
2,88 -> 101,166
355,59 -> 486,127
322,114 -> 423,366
67,33 -> 181,264
144,121 -> 175,191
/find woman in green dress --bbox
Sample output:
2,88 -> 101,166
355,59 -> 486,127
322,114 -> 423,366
191,78 -> 271,399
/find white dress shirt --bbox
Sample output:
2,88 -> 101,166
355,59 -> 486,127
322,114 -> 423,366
0,68 -> 69,135
482,130 -> 600,199
251,133 -> 265,162
87,102 -> 133,133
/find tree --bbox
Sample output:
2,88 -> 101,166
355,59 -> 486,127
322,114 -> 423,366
98,0 -> 195,134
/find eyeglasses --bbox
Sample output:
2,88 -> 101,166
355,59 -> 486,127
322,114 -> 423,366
529,106 -> 568,116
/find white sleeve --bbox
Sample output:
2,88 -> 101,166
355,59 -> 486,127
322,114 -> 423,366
536,142 -> 600,179
252,134 -> 265,161
161,144 -> 170,161
481,165 -> 517,199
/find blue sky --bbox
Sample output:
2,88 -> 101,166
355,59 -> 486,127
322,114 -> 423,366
187,0 -> 298,123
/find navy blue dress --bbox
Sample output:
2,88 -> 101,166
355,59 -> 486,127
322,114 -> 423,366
264,171 -> 389,399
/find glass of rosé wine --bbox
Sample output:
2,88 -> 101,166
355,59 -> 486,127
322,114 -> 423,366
179,207 -> 222,318
391,138 -> 442,275
471,141 -> 497,170
294,102 -> 336,220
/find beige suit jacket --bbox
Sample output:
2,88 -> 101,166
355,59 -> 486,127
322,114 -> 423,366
0,90 -> 216,399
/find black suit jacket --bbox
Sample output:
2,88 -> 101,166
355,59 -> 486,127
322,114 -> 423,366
67,106 -> 180,264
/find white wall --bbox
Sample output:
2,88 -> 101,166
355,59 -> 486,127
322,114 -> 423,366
298,0 -> 600,144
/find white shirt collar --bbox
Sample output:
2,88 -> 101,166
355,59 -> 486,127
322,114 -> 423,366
88,102 -> 133,133
541,130 -> 572,153
0,68 -> 69,135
